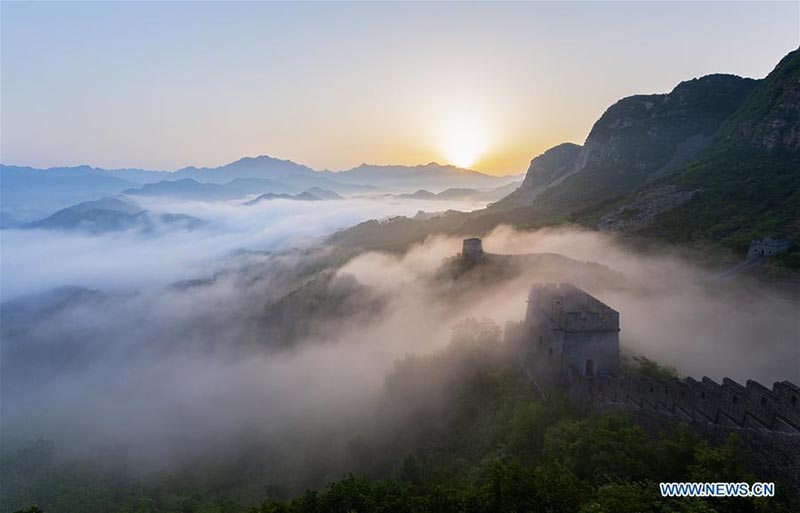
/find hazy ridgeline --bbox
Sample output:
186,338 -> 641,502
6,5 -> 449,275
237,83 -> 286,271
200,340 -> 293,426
1,196 -> 798,494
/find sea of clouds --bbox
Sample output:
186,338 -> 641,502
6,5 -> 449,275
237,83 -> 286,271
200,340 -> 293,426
1,198 -> 798,486
0,195 -> 486,301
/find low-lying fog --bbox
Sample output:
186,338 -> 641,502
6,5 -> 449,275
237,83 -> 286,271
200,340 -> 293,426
1,198 -> 798,483
0,195 -> 487,301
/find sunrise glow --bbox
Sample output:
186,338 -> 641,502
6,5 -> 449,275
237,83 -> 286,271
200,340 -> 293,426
440,120 -> 489,169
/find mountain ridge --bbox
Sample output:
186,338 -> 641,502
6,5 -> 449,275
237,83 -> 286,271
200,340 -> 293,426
495,73 -> 758,212
1,158 -> 515,220
600,48 -> 800,248
21,197 -> 205,234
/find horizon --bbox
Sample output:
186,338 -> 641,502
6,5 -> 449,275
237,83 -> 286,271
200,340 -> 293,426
2,1 -> 798,176
0,153 -> 525,176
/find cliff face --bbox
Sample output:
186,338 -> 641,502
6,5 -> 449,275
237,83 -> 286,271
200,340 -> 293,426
496,49 -> 800,250
499,143 -> 581,206
497,74 -> 758,212
602,48 -> 800,247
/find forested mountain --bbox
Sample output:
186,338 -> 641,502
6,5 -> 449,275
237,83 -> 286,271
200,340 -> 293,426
595,48 -> 800,248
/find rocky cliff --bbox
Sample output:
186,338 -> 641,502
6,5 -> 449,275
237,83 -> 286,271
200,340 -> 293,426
600,48 -> 800,248
496,74 -> 757,211
500,143 -> 581,205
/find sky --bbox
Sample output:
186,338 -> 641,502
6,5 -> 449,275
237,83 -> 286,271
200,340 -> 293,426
1,1 -> 798,176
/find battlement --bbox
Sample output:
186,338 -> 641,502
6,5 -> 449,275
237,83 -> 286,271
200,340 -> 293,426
566,371 -> 800,491
567,372 -> 800,433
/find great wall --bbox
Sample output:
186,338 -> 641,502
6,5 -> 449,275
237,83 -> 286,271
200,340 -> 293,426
452,238 -> 800,490
566,372 -> 800,491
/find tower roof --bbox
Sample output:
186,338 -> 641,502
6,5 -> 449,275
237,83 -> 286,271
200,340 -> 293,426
528,283 -> 619,332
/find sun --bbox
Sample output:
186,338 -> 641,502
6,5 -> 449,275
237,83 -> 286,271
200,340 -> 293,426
440,121 -> 488,169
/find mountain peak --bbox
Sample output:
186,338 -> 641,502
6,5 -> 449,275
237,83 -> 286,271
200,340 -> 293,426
230,154 -> 281,165
717,47 -> 800,151
669,73 -> 753,95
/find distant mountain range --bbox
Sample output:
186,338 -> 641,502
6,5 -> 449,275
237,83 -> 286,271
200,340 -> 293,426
1,157 -> 519,221
122,178 -> 295,202
21,197 -> 205,234
304,187 -> 345,200
331,48 -> 800,262
326,163 -> 516,191
0,165 -> 137,221
242,188 -> 343,205
393,181 -> 521,202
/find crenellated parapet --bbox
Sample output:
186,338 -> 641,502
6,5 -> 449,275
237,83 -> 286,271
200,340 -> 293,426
566,370 -> 800,433
564,371 -> 800,490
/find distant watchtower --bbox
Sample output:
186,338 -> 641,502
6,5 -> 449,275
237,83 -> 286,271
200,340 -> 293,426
746,237 -> 792,260
461,238 -> 485,263
505,283 -> 620,388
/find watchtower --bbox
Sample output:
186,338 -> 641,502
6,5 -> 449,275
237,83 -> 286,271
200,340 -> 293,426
506,283 -> 620,388
461,238 -> 484,263
746,237 -> 792,259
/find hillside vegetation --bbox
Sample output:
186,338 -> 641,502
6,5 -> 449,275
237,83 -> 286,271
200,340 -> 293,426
625,49 -> 800,248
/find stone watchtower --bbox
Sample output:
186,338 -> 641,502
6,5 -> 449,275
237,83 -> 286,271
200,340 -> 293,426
461,238 -> 484,263
506,283 -> 620,388
746,237 -> 792,259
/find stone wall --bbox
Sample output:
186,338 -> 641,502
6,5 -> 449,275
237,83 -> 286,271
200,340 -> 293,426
564,370 -> 800,491
746,237 -> 793,259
